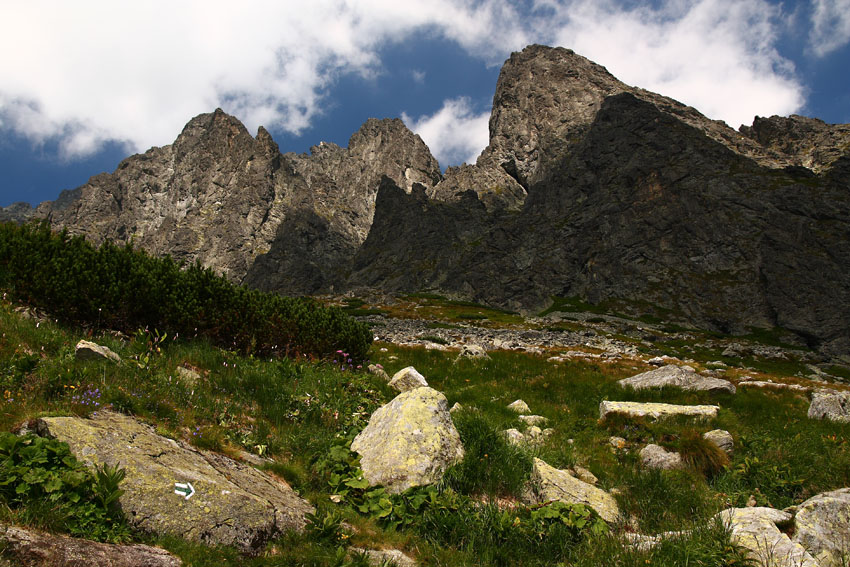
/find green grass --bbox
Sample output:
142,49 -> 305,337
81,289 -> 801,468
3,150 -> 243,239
1,296 -> 848,566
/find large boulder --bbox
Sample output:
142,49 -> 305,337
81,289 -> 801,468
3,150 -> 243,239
26,411 -> 313,554
618,365 -> 735,394
599,401 -> 719,421
351,387 -> 464,494
0,524 -> 181,567
525,458 -> 619,524
719,507 -> 818,567
808,390 -> 850,423
792,488 -> 850,567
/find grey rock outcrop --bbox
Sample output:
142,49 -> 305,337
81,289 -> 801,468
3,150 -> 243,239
808,390 -> 850,423
0,202 -> 34,224
525,458 -> 619,523
75,340 -> 121,363
0,524 -> 181,567
618,365 -> 735,394
350,387 -> 464,494
27,411 -> 313,554
792,488 -> 850,567
719,507 -> 818,567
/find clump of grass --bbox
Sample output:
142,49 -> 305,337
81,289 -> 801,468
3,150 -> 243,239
675,429 -> 729,478
420,335 -> 449,345
442,411 -> 532,499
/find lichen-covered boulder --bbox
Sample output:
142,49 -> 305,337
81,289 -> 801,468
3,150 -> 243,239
808,390 -> 850,423
703,429 -> 734,455
618,365 -> 735,394
718,507 -> 818,567
351,387 -> 464,494
518,414 -> 548,426
27,411 -> 312,554
75,340 -> 121,363
525,458 -> 619,523
792,488 -> 850,567
0,523 -> 181,567
599,401 -> 718,421
640,444 -> 683,470
388,366 -> 428,392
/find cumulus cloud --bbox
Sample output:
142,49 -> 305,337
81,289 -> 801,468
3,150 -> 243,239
809,0 -> 850,56
534,0 -> 804,128
402,98 -> 490,167
0,0 -> 808,162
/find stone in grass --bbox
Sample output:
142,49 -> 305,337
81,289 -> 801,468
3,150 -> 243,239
599,401 -> 719,421
518,414 -> 548,426
176,366 -> 201,386
703,429 -> 734,456
0,523 -> 182,567
507,399 -> 531,413
388,366 -> 428,392
351,387 -> 464,494
808,390 -> 850,423
617,364 -> 735,394
639,444 -> 683,471
74,340 -> 121,363
525,458 -> 620,524
26,411 -> 313,555
367,364 -> 390,381
350,547 -> 417,567
719,507 -> 818,567
456,344 -> 490,361
792,488 -> 850,567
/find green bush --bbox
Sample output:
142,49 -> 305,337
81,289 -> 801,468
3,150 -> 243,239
0,221 -> 371,361
0,432 -> 129,542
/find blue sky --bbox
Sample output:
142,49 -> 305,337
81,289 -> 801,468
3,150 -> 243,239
1,0 -> 848,208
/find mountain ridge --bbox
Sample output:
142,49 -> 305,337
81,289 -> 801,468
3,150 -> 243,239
5,45 -> 850,356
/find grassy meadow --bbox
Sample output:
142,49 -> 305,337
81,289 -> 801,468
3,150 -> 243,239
1,293 -> 849,566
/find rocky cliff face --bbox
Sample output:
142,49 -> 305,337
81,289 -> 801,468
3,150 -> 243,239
29,45 -> 850,355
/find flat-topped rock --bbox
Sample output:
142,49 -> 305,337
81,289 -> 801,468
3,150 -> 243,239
719,507 -> 818,567
27,411 -> 312,554
599,401 -> 719,421
618,364 -> 735,394
737,380 -> 810,393
525,458 -> 619,523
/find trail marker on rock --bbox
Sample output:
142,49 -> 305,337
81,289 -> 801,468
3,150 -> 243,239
174,482 -> 195,500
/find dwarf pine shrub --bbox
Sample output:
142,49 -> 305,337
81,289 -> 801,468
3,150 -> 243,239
0,221 -> 371,360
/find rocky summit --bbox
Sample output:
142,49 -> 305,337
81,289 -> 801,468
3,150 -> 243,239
23,44 -> 850,355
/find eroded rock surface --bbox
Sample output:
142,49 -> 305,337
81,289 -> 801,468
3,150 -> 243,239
0,524 -> 181,567
808,390 -> 850,423
793,488 -> 850,567
525,458 -> 619,523
351,387 -> 464,494
599,401 -> 719,421
618,364 -> 735,394
27,411 -> 313,554
719,507 -> 818,567
640,444 -> 683,471
75,340 -> 121,363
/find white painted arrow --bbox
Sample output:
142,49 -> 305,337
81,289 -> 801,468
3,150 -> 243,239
174,482 -> 195,500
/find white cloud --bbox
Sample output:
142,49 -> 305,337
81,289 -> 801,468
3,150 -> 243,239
810,0 -> 850,56
534,0 -> 804,128
402,98 -> 490,167
0,0 -> 808,162
412,70 -> 427,84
